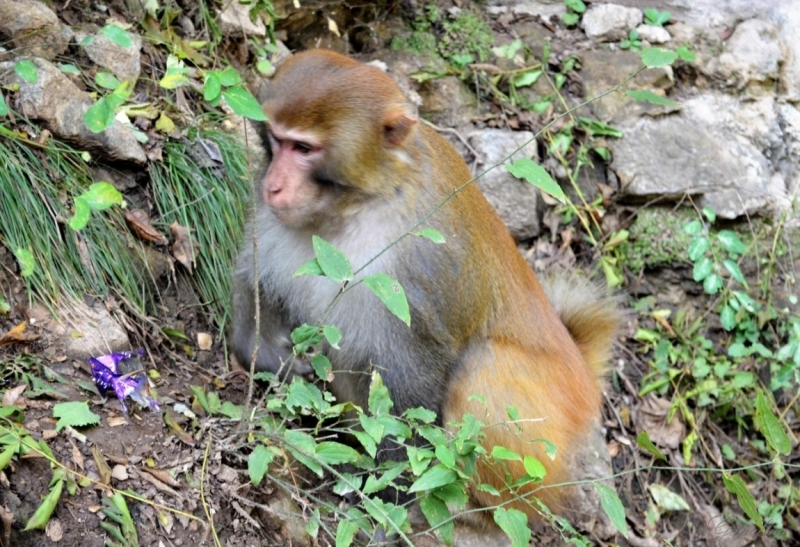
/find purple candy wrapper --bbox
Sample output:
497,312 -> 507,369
89,349 -> 160,413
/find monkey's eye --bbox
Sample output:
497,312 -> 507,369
292,142 -> 314,155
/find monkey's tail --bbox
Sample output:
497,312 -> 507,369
541,275 -> 622,380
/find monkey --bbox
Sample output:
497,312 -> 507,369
230,48 -> 620,521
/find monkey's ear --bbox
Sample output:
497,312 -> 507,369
383,111 -> 417,147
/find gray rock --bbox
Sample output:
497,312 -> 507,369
581,4 -> 643,42
28,302 -> 129,360
418,76 -> 479,128
612,93 -> 789,219
218,0 -> 267,37
778,104 -> 800,194
636,24 -> 671,44
469,130 -> 540,240
0,58 -> 147,164
580,49 -> 675,124
75,29 -> 143,82
0,0 -> 67,60
777,2 -> 800,101
710,19 -> 783,91
510,2 -> 567,22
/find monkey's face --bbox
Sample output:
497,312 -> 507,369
261,122 -> 337,227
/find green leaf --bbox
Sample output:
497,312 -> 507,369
523,456 -> 546,481
720,304 -> 736,331
420,495 -> 454,545
60,63 -> 81,75
563,12 -> 579,26
312,236 -> 353,283
408,464 -> 457,493
415,228 -> 445,244
644,8 -> 670,26
80,182 -> 124,211
513,69 -> 542,88
687,236 -> 709,261
335,518 -> 359,547
310,354 -> 332,380
641,48 -> 678,68
293,258 -> 324,277
493,508 -> 531,547
703,273 -> 723,295
291,323 -> 323,354
564,0 -> 586,13
218,66 -> 242,87
248,444 -> 275,486
755,390 -> 791,456
84,96 -> 115,133
701,207 -> 716,222
625,90 -> 678,107
95,71 -> 121,90
0,93 -> 8,117
99,24 -> 133,48
491,446 -> 521,461
692,257 -> 712,282
505,158 -> 565,203
223,85 -> 268,121
256,59 -> 273,75
284,429 -> 323,476
315,442 -> 361,465
676,45 -> 696,62
52,401 -> 100,431
323,324 -> 343,349
203,72 -> 222,102
23,474 -> 63,530
722,473 -> 763,531
363,273 -> 410,326
595,483 -> 628,537
636,431 -> 666,460
722,259 -> 745,284
683,219 -> 703,235
14,248 -> 36,277
733,291 -> 759,313
717,230 -> 747,255
68,196 -> 92,230
14,60 -> 38,83
648,484 -> 689,511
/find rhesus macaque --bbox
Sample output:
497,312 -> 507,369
231,49 -> 619,519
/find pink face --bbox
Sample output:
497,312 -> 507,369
262,124 -> 327,226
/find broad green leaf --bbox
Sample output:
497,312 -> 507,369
420,495 -> 454,545
408,464 -> 457,493
204,71 -> 222,102
335,518 -> 359,547
15,248 -> 36,277
722,473 -> 763,530
95,71 -> 120,90
733,291 -> 759,313
648,484 -> 689,511
506,158 -> 566,203
223,85 -> 268,121
218,66 -> 242,87
491,446 -> 521,461
720,304 -> 736,331
0,93 -> 7,117
625,89 -> 678,106
755,390 -> 791,456
256,59 -> 273,75
723,259 -> 745,284
248,444 -> 275,486
687,236 -> 709,261
23,474 -> 63,530
291,323 -> 323,354
99,24 -> 133,48
84,96 -> 114,133
364,273 -> 410,326
683,219 -> 703,235
52,401 -> 100,431
595,483 -> 628,537
703,273 -> 723,295
692,257 -> 712,281
15,60 -> 38,83
636,431 -> 666,460
81,182 -> 124,211
310,354 -> 332,380
160,55 -> 189,89
513,69 -> 542,88
644,8 -> 670,26
293,258 -> 324,277
315,442 -> 361,465
717,230 -> 747,255
323,324 -> 343,349
701,207 -> 716,222
284,429 -> 323,476
363,465 -> 405,494
523,456 -> 546,481
415,228 -> 445,244
68,196 -> 92,230
563,12 -> 579,26
312,236 -> 353,283
493,508 -> 530,547
60,64 -> 81,75
434,444 -> 456,469
676,45 -> 696,62
564,0 -> 586,13
641,48 -> 677,68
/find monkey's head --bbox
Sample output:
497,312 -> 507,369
258,49 -> 418,228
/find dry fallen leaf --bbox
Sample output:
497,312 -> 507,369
0,321 -> 40,346
92,445 -> 113,486
636,396 -> 686,449
45,518 -> 63,542
125,209 -> 168,245
2,384 -> 27,407
111,464 -> 129,481
170,222 -> 199,274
